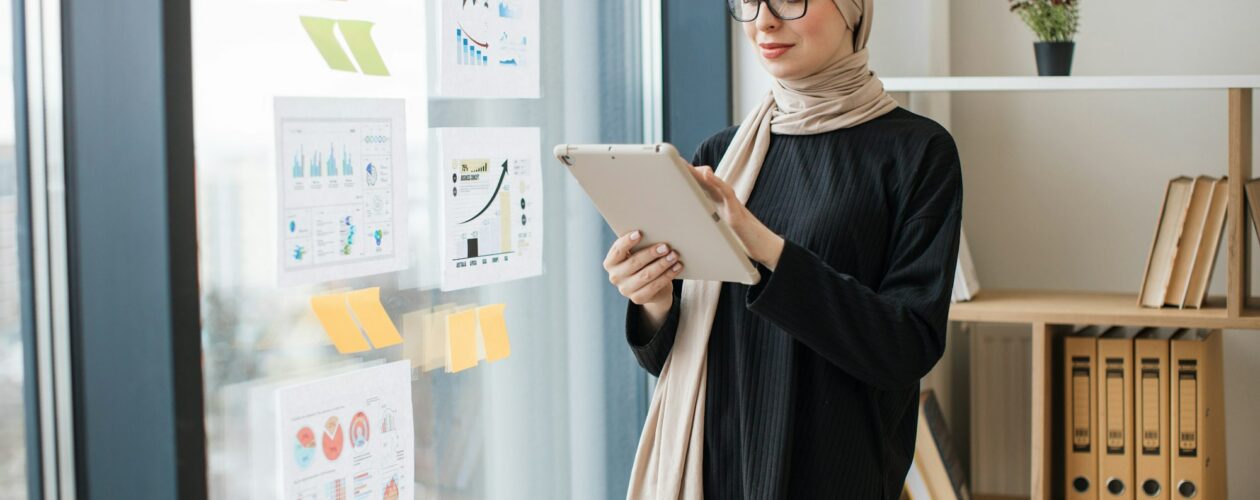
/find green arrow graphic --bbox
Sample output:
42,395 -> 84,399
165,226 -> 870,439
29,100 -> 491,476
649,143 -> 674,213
300,16 -> 357,72
337,20 -> 390,76
300,17 -> 390,76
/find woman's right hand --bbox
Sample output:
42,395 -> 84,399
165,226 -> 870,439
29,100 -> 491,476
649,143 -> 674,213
604,230 -> 684,318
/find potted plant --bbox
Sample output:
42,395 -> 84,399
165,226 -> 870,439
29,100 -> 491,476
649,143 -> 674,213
1009,0 -> 1080,76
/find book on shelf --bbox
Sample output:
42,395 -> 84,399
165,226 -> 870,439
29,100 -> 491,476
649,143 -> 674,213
1063,326 -> 1103,500
952,226 -> 980,303
1134,327 -> 1177,500
1182,178 -> 1228,309
1246,178 -> 1260,245
901,459 -> 932,500
1097,326 -> 1137,499
911,390 -> 971,500
1139,176 -> 1227,309
1169,329 -> 1228,500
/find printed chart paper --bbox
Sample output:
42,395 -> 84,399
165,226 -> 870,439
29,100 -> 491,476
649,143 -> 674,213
275,97 -> 408,286
277,361 -> 414,500
438,0 -> 540,98
439,128 -> 543,291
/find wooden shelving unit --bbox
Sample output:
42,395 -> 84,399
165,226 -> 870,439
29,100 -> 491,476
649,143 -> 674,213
889,76 -> 1257,500
884,75 -> 1260,92
950,290 -> 1260,329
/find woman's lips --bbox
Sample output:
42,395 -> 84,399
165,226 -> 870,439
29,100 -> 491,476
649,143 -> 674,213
759,43 -> 794,59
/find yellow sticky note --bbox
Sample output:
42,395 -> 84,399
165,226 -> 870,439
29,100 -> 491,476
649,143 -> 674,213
421,309 -> 445,372
346,287 -> 403,348
476,304 -> 511,362
421,305 -> 456,372
446,309 -> 479,373
310,294 -> 370,353
401,309 -> 427,369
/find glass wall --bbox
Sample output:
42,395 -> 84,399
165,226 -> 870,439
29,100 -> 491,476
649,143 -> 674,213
193,0 -> 646,498
0,0 -> 27,496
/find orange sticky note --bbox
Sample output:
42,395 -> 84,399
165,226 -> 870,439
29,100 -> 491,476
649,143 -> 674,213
310,294 -> 370,353
346,287 -> 403,348
476,304 -> 511,362
446,309 -> 478,373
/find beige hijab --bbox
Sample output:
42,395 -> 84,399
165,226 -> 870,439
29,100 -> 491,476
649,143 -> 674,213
626,1 -> 898,498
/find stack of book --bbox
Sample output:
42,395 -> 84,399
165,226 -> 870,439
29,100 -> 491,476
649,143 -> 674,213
1138,176 -> 1229,309
1061,327 -> 1227,500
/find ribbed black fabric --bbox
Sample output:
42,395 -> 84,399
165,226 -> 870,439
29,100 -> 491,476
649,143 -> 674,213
625,107 -> 963,499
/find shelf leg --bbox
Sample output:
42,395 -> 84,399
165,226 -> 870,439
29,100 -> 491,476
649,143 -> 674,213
1228,88 -> 1253,317
1030,322 -> 1052,500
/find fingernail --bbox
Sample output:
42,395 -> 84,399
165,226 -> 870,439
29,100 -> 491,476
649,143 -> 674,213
666,252 -> 677,262
656,244 -> 668,254
630,231 -> 641,241
672,264 -> 682,273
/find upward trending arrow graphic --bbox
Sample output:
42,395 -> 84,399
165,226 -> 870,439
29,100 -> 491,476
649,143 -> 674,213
461,160 -> 509,224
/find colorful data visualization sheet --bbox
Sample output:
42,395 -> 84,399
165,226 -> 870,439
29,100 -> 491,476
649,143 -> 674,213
274,97 -> 409,286
277,361 -> 415,500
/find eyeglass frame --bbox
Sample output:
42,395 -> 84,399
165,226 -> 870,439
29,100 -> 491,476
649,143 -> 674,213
728,0 -> 810,23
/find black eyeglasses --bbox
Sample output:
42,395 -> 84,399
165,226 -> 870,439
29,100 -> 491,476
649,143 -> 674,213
728,0 -> 809,22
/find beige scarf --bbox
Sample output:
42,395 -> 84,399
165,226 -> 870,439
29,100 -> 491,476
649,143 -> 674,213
626,1 -> 898,498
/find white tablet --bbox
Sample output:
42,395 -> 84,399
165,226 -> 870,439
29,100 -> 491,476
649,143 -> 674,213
554,143 -> 760,285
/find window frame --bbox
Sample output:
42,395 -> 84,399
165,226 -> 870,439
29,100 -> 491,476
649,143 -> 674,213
57,0 -> 206,497
13,0 -> 734,497
11,0 -> 42,496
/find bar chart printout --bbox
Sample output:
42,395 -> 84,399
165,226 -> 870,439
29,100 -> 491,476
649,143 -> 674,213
439,0 -> 539,97
439,127 -> 543,291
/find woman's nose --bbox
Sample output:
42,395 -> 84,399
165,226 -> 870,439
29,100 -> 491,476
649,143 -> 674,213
754,3 -> 780,32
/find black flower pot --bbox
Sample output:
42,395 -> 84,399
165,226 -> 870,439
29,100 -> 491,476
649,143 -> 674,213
1033,41 -> 1075,76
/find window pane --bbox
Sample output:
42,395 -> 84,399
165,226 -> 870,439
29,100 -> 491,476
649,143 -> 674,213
193,0 -> 644,498
0,0 -> 27,496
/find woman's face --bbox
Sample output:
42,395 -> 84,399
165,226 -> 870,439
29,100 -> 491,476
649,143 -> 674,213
741,0 -> 855,81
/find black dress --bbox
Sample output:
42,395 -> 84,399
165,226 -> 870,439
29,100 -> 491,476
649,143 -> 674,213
626,107 -> 964,499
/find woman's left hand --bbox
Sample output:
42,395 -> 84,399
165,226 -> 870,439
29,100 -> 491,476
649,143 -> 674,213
691,165 -> 786,271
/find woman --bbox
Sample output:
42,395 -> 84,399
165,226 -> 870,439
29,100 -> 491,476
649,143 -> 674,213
605,0 -> 962,498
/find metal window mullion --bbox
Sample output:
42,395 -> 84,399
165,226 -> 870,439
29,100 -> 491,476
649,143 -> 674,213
19,0 -> 54,496
641,0 -> 662,145
42,0 -> 73,491
22,0 -> 73,497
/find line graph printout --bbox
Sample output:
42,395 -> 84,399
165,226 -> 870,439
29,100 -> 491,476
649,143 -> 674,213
439,127 -> 542,291
275,97 -> 408,286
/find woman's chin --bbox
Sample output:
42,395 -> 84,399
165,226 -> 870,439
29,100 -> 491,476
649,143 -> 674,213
759,59 -> 809,81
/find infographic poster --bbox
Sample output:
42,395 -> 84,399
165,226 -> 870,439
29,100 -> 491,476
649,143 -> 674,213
438,0 -> 540,98
275,97 -> 408,287
277,361 -> 415,500
438,128 -> 543,291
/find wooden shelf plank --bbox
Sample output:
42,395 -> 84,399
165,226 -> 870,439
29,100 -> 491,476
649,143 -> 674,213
949,289 -> 1260,329
974,496 -> 1030,500
883,75 -> 1260,92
